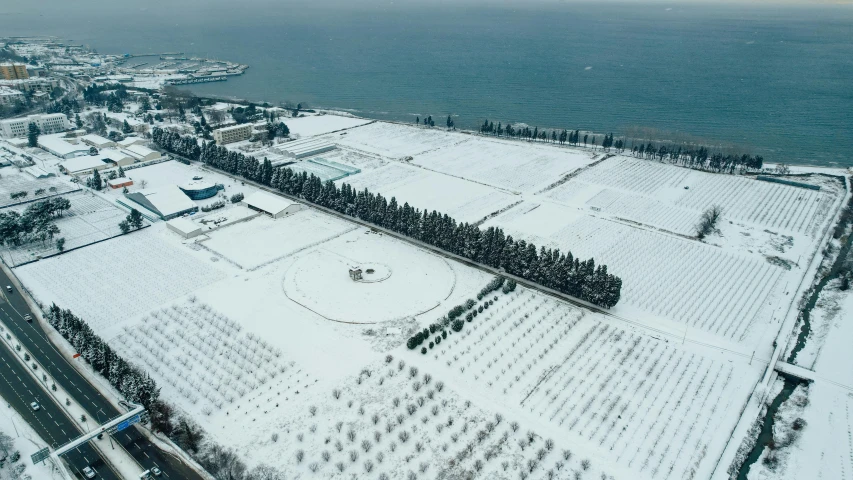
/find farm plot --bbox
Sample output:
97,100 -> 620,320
421,287 -> 759,480
210,355 -> 624,480
110,301 -> 314,419
0,191 -> 136,266
555,156 -> 692,197
14,229 -> 226,335
584,188 -> 698,236
199,209 -> 357,270
342,164 -> 519,223
0,172 -> 78,208
675,173 -> 836,237
331,122 -> 466,158
411,136 -> 596,194
286,114 -> 373,138
549,156 -> 839,236
490,209 -> 785,345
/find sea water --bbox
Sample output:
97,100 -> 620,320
4,1 -> 852,166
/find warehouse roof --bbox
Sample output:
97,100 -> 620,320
243,191 -> 298,216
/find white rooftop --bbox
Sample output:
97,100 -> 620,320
99,148 -> 133,163
123,144 -> 157,159
132,186 -> 196,218
243,191 -> 299,215
81,134 -> 113,146
39,135 -> 89,156
166,216 -> 201,235
59,155 -> 110,174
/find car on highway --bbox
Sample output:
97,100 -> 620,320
82,466 -> 97,478
24,314 -> 31,322
5,285 -> 12,293
30,401 -> 40,411
151,467 -> 162,476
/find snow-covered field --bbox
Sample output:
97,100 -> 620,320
547,156 -> 838,237
16,229 -> 227,337
419,287 -> 760,480
325,123 -> 598,194
286,115 -> 373,138
283,231 -> 455,323
8,115 -> 847,480
198,210 -> 356,270
341,163 -> 520,223
485,202 -> 786,346
0,191 -> 136,267
0,171 -> 78,209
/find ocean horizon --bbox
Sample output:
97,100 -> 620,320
4,1 -> 851,166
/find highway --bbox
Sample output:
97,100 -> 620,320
0,337 -> 120,479
0,267 -> 205,480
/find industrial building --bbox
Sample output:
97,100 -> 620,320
58,155 -> 114,175
166,217 -> 203,239
122,186 -> 198,220
212,124 -> 252,145
0,63 -> 28,80
122,144 -> 161,162
241,191 -> 304,218
1,114 -> 70,138
276,138 -> 336,159
81,134 -> 115,149
99,148 -> 135,167
117,137 -> 146,148
38,135 -> 90,159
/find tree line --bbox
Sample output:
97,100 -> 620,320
46,305 -> 284,480
45,305 -> 161,412
153,128 -> 623,308
629,143 -> 763,174
0,197 -> 70,247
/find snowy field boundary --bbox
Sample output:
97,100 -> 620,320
709,174 -> 850,478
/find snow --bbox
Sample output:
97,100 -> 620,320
241,191 -> 299,216
198,210 -> 355,270
283,231 -> 455,323
8,112 -> 849,480
0,171 -> 78,208
15,228 -> 227,338
282,115 -> 373,139
0,191 -> 136,267
0,406 -> 64,480
341,163 -> 520,223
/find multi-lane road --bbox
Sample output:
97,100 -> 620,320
0,339 -> 121,479
0,267 -> 205,480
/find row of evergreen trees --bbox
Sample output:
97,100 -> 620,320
153,128 -> 622,308
478,120 -> 763,174
45,305 -> 161,410
629,143 -> 764,174
0,197 -> 70,247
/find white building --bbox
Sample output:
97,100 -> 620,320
0,86 -> 23,105
123,186 -> 198,221
117,137 -> 145,148
38,135 -> 90,159
121,144 -> 161,162
59,155 -> 114,175
99,148 -> 135,167
81,134 -> 114,149
212,124 -> 252,145
241,191 -> 304,219
166,217 -> 203,239
0,113 -> 71,138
